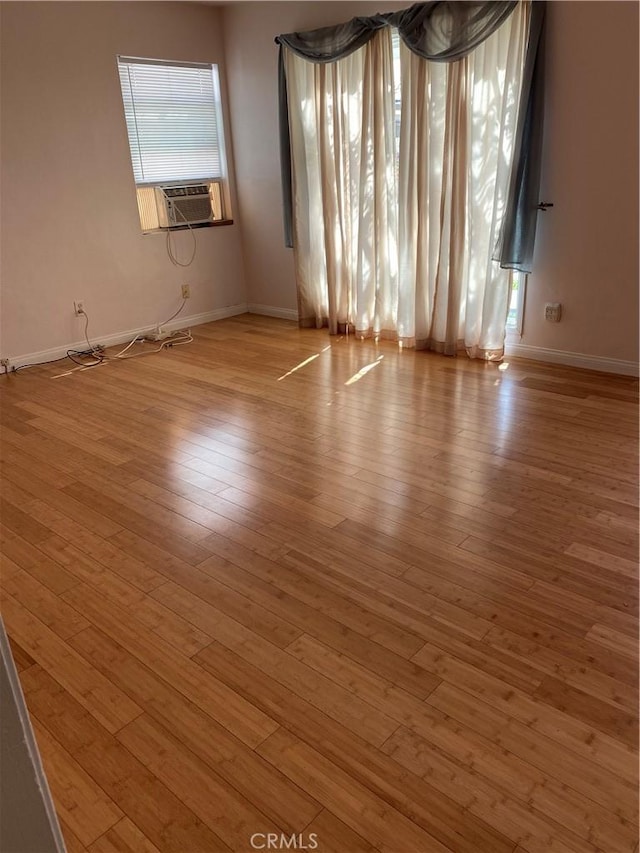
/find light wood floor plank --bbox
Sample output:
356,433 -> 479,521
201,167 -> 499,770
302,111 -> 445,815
88,817 -> 162,853
30,719 -> 123,848
303,809 -> 379,853
69,625 -> 323,833
20,666 -> 232,853
0,524 -> 80,593
427,682 -> 638,818
154,582 -> 400,748
195,551 -> 442,699
60,581 -> 279,749
116,713 -> 288,849
2,567 -> 91,640
194,638 -> 518,853
383,724 -> 636,853
3,595 -> 141,733
2,315 -> 637,852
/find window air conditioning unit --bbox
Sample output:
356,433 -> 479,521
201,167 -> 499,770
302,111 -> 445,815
155,184 -> 214,228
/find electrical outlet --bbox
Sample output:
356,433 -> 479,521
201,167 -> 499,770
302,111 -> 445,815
1,358 -> 10,369
181,284 -> 190,299
74,300 -> 85,316
544,302 -> 562,322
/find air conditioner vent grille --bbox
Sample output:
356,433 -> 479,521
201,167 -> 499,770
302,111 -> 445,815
170,196 -> 213,224
155,184 -> 214,227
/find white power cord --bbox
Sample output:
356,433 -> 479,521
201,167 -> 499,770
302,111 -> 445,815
159,295 -> 187,327
113,329 -> 193,361
66,309 -> 105,366
164,193 -> 197,267
11,298 -> 193,373
108,295 -> 191,361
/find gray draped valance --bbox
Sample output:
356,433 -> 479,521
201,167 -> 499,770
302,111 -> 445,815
276,0 -> 546,273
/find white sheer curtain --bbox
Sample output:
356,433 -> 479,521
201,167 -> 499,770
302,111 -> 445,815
285,2 -> 530,358
286,30 -> 398,337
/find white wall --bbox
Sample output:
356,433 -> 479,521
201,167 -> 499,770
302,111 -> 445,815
222,0 -> 639,369
0,1 -> 246,361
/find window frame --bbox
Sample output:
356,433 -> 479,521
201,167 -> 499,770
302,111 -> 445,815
116,55 -> 231,231
506,271 -> 527,338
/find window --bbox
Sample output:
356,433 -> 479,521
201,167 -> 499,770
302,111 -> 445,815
506,271 -> 527,336
117,56 -> 229,231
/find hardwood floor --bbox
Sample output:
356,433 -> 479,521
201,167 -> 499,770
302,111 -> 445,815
1,313 -> 638,853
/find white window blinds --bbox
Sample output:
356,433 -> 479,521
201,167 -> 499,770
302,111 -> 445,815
117,57 -> 223,185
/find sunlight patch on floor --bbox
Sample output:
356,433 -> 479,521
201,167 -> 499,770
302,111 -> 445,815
344,355 -> 384,386
277,353 -> 319,381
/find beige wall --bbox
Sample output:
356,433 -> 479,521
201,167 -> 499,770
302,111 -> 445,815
2,1 -> 637,367
221,1 -> 405,315
223,0 -> 639,366
0,1 -> 246,360
522,0 -> 639,363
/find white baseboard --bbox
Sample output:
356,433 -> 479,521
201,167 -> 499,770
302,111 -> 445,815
10,311 -> 636,378
505,341 -> 639,377
181,304 -> 248,326
5,304 -> 248,370
248,303 -> 299,321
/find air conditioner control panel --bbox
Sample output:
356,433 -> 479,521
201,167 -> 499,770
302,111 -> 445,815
162,184 -> 210,198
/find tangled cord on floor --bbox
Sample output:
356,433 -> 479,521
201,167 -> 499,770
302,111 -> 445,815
11,301 -> 192,373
